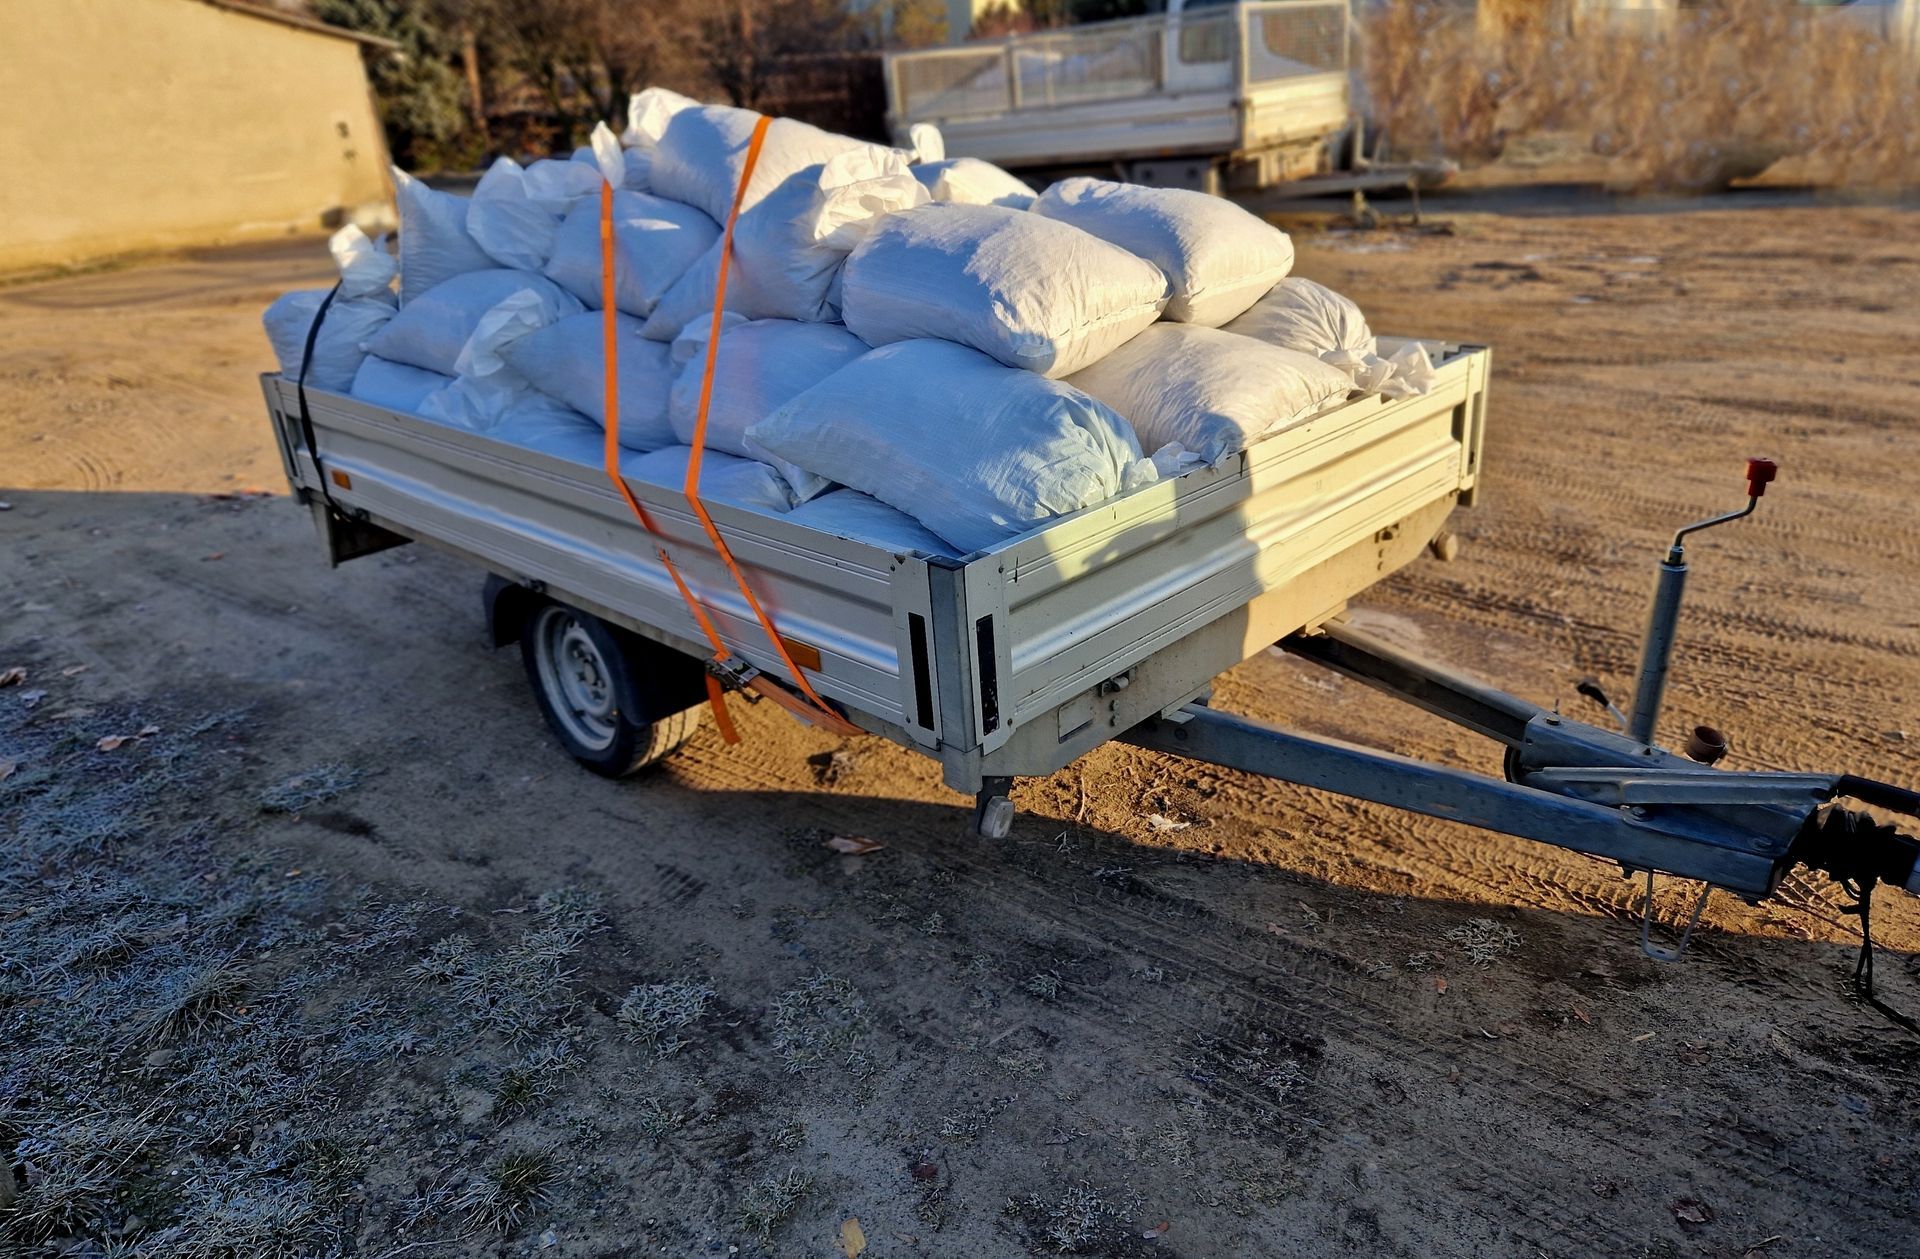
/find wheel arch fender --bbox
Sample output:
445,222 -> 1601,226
484,573 -> 545,649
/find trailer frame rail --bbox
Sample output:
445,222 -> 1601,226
1121,618 -> 1920,916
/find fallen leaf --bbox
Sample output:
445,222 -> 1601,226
840,1217 -> 867,1258
1433,976 -> 1449,994
908,1159 -> 939,1182
809,748 -> 860,784
201,552 -> 225,562
1671,1198 -> 1712,1229
0,758 -> 16,782
61,665 -> 88,677
1571,1005 -> 1591,1025
825,834 -> 885,856
96,735 -> 130,752
0,666 -> 24,687
137,724 -> 161,738
1145,813 -> 1190,832
1631,1031 -> 1655,1043
1264,922 -> 1286,936
1142,1221 -> 1172,1239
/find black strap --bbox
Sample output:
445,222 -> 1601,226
295,282 -> 344,513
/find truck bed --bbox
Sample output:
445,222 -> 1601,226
913,74 -> 1348,172
885,0 -> 1350,174
264,339 -> 1489,791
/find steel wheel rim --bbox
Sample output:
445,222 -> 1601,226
532,607 -> 618,752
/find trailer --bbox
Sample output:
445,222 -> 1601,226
884,0 -> 1442,198
263,341 -> 1920,978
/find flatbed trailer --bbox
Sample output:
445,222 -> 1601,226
264,339 -> 1920,975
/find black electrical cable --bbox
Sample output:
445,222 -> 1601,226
1839,875 -> 1920,1036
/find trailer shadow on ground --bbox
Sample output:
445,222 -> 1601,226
4,483 -> 1918,1258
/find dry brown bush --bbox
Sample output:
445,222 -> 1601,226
1359,0 -> 1920,189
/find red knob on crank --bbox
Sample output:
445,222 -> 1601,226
1745,457 -> 1778,498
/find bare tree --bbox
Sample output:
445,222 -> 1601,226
472,0 -> 700,140
697,0 -> 864,108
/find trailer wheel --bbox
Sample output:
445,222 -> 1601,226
520,603 -> 701,777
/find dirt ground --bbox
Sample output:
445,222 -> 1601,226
3,195 -> 1918,1258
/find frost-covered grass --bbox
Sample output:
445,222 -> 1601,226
615,977 -> 715,1055
736,1169 -> 812,1247
0,689 -> 613,1254
0,681 -> 877,1256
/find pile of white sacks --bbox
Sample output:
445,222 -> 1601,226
264,88 -> 1435,557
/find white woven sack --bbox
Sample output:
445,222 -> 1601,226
573,140 -> 647,189
623,86 -> 699,153
642,150 -> 927,341
787,489 -> 956,558
392,168 -> 495,305
416,373 -> 528,431
839,204 -> 1168,379
365,269 -> 582,377
262,289 -> 396,392
905,122 -> 945,164
638,239 -> 765,343
1033,178 -> 1293,327
466,158 -> 573,271
910,158 -> 1033,210
649,105 -> 900,224
543,190 -> 719,317
668,318 -> 868,499
489,394 -> 605,464
1220,277 -> 1376,359
1067,324 -> 1352,465
329,224 -> 396,300
622,445 -> 797,517
350,356 -> 449,413
499,311 -> 677,452
748,338 -> 1157,554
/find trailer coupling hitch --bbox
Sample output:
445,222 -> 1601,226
1637,782 -> 1920,967
1787,789 -> 1920,1021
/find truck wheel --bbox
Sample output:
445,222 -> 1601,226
520,602 -> 701,777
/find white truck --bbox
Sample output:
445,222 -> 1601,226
884,0 -> 1372,194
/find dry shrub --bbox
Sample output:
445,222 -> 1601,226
1359,0 -> 1920,189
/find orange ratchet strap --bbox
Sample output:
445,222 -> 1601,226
597,120 -> 859,741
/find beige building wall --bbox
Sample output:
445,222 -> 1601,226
0,0 -> 394,272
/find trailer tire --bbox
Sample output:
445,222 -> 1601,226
520,602 -> 701,777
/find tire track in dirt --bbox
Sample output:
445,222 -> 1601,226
922,886 -> 1827,1259
637,729 -> 1689,1251
937,836 -> 1916,1235
777,839 -> 1629,1255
